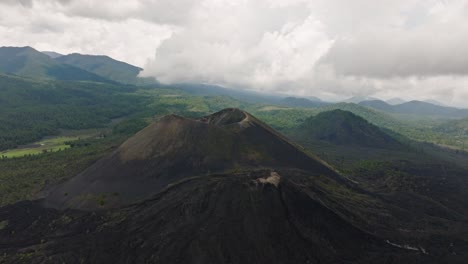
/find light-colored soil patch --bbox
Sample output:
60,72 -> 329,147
257,106 -> 291,111
257,172 -> 281,187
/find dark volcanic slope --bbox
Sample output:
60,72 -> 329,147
3,170 -> 447,264
45,108 -> 338,210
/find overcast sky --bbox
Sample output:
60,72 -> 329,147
1,0 -> 467,106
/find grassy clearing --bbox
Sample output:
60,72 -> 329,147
0,130 -> 103,158
256,105 -> 291,111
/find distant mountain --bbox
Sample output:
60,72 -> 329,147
306,95 -> 323,102
386,98 -> 406,105
280,97 -> 329,108
56,53 -> 151,84
359,100 -> 468,118
359,100 -> 395,112
294,110 -> 402,149
0,46 -> 112,83
42,51 -> 63,58
343,96 -> 378,104
423,99 -> 446,107
170,84 -> 329,106
173,83 -> 285,104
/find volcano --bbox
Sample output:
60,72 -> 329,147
44,108 -> 339,210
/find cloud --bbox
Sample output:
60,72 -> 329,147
0,0 -> 468,106
0,1 -> 172,66
1,0 -> 33,7
320,1 -> 468,78
142,0 -> 333,91
5,0 -> 198,25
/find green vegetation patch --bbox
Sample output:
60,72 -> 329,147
0,135 -> 125,207
0,129 -> 104,158
0,220 -> 8,230
0,74 -> 150,151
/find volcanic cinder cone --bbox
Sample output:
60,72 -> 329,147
44,108 -> 339,210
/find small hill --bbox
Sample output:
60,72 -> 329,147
317,102 -> 406,132
386,98 -> 406,105
0,46 -> 112,82
45,108 -> 338,210
56,53 -> 148,84
295,110 -> 402,149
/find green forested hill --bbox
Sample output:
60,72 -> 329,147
294,109 -> 402,148
318,103 -> 406,130
0,74 -> 148,150
56,53 -> 151,84
436,118 -> 468,135
248,103 -> 407,134
0,46 -> 112,83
